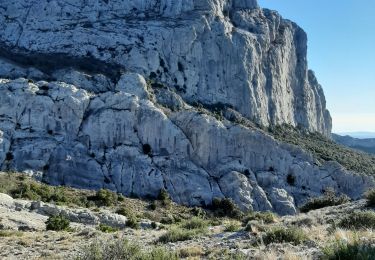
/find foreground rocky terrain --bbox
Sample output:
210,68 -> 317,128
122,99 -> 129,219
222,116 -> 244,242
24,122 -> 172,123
0,0 -> 374,217
1,172 -> 375,260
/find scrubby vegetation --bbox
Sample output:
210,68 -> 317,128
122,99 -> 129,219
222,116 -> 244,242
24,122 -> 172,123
157,188 -> 171,207
76,238 -> 179,260
224,221 -> 242,232
94,189 -> 119,207
2,171 -> 375,259
0,230 -> 23,237
243,211 -> 277,224
0,172 -> 93,207
270,125 -> 375,175
300,189 -> 350,213
97,224 -> 119,233
365,189 -> 375,207
323,240 -> 375,260
158,218 -> 209,243
338,211 -> 375,230
45,214 -> 71,231
210,197 -> 243,219
262,227 -> 308,245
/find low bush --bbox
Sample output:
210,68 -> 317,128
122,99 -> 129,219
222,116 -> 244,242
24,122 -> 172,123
98,224 -> 119,233
300,189 -> 350,213
158,227 -> 201,243
365,189 -> 375,207
180,217 -> 208,230
211,197 -> 243,219
224,221 -> 242,232
338,211 -> 375,230
116,207 -> 132,217
323,240 -> 375,260
0,230 -> 23,237
178,246 -> 204,258
76,238 -> 179,260
151,222 -> 158,229
95,189 -> 118,207
126,214 -> 140,229
158,189 -> 171,206
262,227 -> 308,245
158,218 -> 208,243
243,211 -> 276,225
46,214 -> 71,231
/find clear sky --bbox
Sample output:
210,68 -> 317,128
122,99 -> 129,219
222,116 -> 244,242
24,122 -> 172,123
258,0 -> 375,133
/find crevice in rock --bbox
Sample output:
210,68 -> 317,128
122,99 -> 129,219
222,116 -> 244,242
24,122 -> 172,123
0,45 -> 124,83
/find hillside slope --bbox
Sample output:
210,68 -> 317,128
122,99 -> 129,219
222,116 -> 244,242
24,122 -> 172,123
333,134 -> 375,155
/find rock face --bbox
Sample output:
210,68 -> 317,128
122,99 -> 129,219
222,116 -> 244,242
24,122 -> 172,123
0,0 -> 369,215
0,0 -> 330,134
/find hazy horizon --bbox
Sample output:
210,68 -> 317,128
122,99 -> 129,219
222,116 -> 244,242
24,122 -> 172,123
259,0 -> 375,133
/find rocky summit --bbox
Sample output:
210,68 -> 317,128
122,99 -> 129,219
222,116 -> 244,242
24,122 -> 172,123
0,0 -> 372,215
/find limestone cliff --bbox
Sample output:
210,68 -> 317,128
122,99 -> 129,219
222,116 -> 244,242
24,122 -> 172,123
0,0 -> 330,134
0,0 -> 369,215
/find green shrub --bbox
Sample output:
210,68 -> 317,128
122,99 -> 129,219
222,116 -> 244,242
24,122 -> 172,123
126,214 -> 140,229
323,240 -> 375,260
98,224 -> 119,233
365,189 -> 375,207
158,218 -> 208,243
95,189 -> 118,206
180,217 -> 208,230
149,201 -> 157,210
116,207 -> 132,217
151,222 -> 158,229
300,189 -> 350,213
158,227 -> 201,243
76,238 -> 178,260
191,207 -> 206,218
224,221 -> 242,232
157,189 -> 171,206
338,211 -> 375,230
211,197 -> 243,219
46,214 -> 70,231
262,227 -> 308,245
178,246 -> 204,258
243,211 -> 276,225
0,230 -> 23,237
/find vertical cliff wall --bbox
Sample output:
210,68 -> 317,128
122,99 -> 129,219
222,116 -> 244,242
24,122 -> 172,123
0,0 -> 360,216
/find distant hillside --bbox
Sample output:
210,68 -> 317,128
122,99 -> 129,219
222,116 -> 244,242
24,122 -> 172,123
333,134 -> 375,155
336,132 -> 375,139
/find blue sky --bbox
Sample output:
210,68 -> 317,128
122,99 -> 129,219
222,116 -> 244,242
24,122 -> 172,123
258,0 -> 375,133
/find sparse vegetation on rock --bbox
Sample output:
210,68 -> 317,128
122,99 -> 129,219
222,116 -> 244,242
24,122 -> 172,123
338,211 -> 375,230
300,189 -> 350,213
271,125 -> 375,175
211,197 -> 243,219
323,240 -> 375,260
262,227 -> 308,245
243,211 -> 277,224
365,189 -> 375,207
46,214 -> 71,231
76,238 -> 179,260
97,224 -> 119,233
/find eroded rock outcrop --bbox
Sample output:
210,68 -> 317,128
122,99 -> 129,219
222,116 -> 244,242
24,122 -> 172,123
0,0 -> 369,215
0,77 -> 372,215
0,0 -> 330,134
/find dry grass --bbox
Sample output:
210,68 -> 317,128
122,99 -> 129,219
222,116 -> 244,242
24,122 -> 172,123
178,246 -> 204,258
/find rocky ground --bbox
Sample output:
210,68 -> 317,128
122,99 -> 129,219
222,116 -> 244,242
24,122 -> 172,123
1,173 -> 375,260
